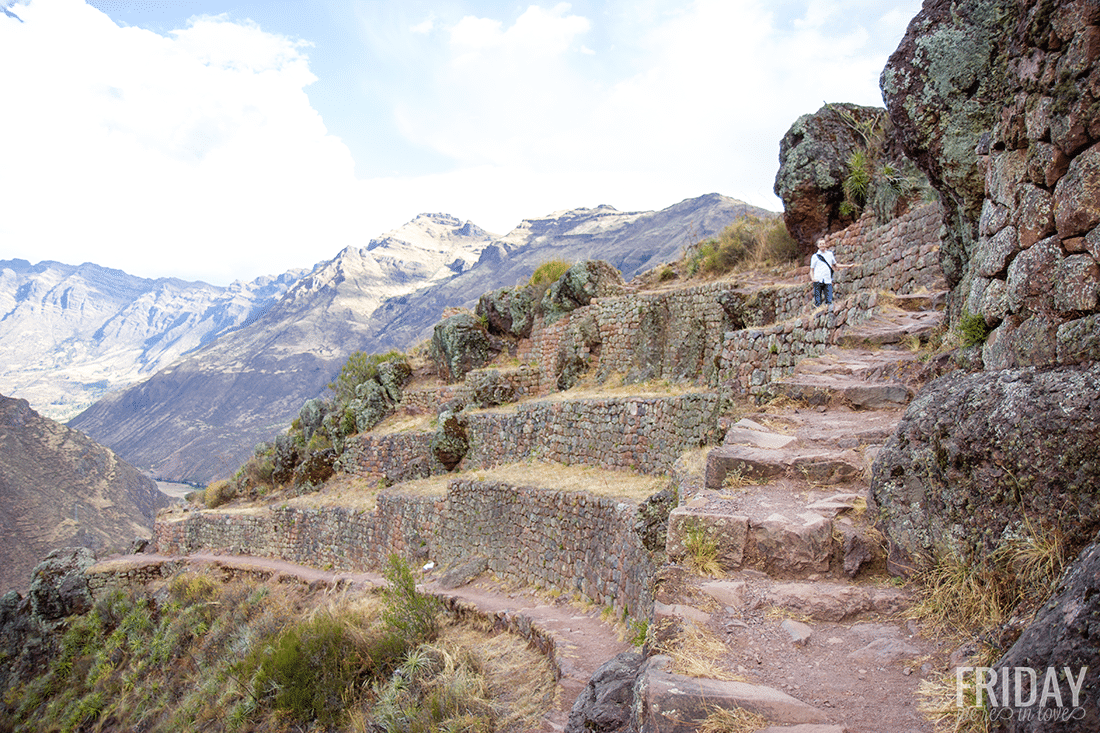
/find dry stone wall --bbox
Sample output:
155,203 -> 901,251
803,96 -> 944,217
464,394 -> 722,475
156,479 -> 655,616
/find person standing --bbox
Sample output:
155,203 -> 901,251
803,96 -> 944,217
810,238 -> 838,307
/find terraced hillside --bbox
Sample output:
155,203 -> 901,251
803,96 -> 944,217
102,202 -> 957,732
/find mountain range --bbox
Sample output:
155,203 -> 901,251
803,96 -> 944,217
7,194 -> 770,484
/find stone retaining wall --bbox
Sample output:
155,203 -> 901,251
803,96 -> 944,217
827,203 -> 946,297
338,393 -> 722,482
156,478 -> 655,617
464,394 -> 722,475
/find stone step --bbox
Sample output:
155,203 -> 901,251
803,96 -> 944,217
637,655 -> 831,733
836,308 -> 943,349
705,443 -> 865,488
772,374 -> 914,409
665,486 -> 879,579
890,290 -> 948,312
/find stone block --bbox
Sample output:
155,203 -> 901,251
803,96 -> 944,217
666,506 -> 749,570
1054,254 -> 1100,311
751,514 -> 833,575
636,656 -> 827,733
1054,141 -> 1100,237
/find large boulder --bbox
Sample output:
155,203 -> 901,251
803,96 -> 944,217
774,103 -> 889,249
880,0 -> 1009,291
989,534 -> 1100,732
476,286 -> 537,339
27,548 -> 96,623
564,650 -> 645,733
540,261 -> 625,324
430,313 -> 504,382
871,363 -> 1100,573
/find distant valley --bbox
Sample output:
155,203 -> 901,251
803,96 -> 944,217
5,194 -> 772,484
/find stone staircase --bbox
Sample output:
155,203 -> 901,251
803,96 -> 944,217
646,292 -> 948,733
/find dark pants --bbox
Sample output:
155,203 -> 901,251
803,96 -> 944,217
813,282 -> 834,306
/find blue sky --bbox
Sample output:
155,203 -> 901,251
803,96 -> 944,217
0,0 -> 924,285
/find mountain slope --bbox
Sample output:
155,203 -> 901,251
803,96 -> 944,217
70,195 -> 771,484
364,193 -> 771,350
69,214 -> 494,483
0,260 -> 304,420
0,393 -> 167,593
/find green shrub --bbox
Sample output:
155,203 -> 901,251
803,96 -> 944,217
956,311 -> 992,347
329,350 -> 409,406
528,259 -> 572,287
843,149 -> 872,211
684,216 -> 798,277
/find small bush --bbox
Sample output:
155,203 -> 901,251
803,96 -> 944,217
956,311 -> 992,347
329,350 -> 409,406
684,216 -> 797,277
203,479 -> 236,509
528,259 -> 572,288
683,523 -> 722,577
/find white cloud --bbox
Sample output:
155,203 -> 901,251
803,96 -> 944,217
0,0 -> 927,285
0,0 -> 367,284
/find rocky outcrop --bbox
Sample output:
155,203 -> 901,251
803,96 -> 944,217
564,651 -> 644,733
871,363 -> 1100,571
431,313 -> 504,383
882,0 -> 1100,349
774,103 -> 884,247
0,395 -> 165,594
990,533 -> 1100,732
541,260 -> 626,324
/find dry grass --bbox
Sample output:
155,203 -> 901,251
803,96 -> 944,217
467,462 -> 668,502
916,643 -> 998,733
699,706 -> 771,733
907,518 -> 1068,641
683,523 -> 723,577
286,474 -> 384,510
655,621 -> 742,680
371,410 -> 435,435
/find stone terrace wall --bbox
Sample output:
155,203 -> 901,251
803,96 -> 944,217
718,289 -> 882,396
826,202 -> 946,296
155,479 -> 654,616
464,394 -> 721,474
338,394 -> 722,482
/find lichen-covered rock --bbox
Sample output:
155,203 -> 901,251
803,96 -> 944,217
467,369 -> 517,407
882,0 -> 1100,349
349,379 -> 395,433
430,312 -> 503,382
773,103 -> 887,248
556,308 -> 602,390
430,405 -> 469,470
271,431 -> 304,486
297,398 -> 327,441
871,363 -> 1100,573
990,533 -> 1100,732
292,447 -> 336,487
28,548 -> 96,623
541,261 -> 625,325
476,286 -> 537,339
376,358 -> 413,403
880,0 -> 1010,291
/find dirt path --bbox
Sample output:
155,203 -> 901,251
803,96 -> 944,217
100,551 -> 628,732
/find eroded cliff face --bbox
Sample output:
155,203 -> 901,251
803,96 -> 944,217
882,0 -> 1100,364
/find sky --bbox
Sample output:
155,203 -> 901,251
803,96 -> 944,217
0,0 -> 924,285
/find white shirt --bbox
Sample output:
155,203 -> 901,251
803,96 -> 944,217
811,250 -> 837,284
